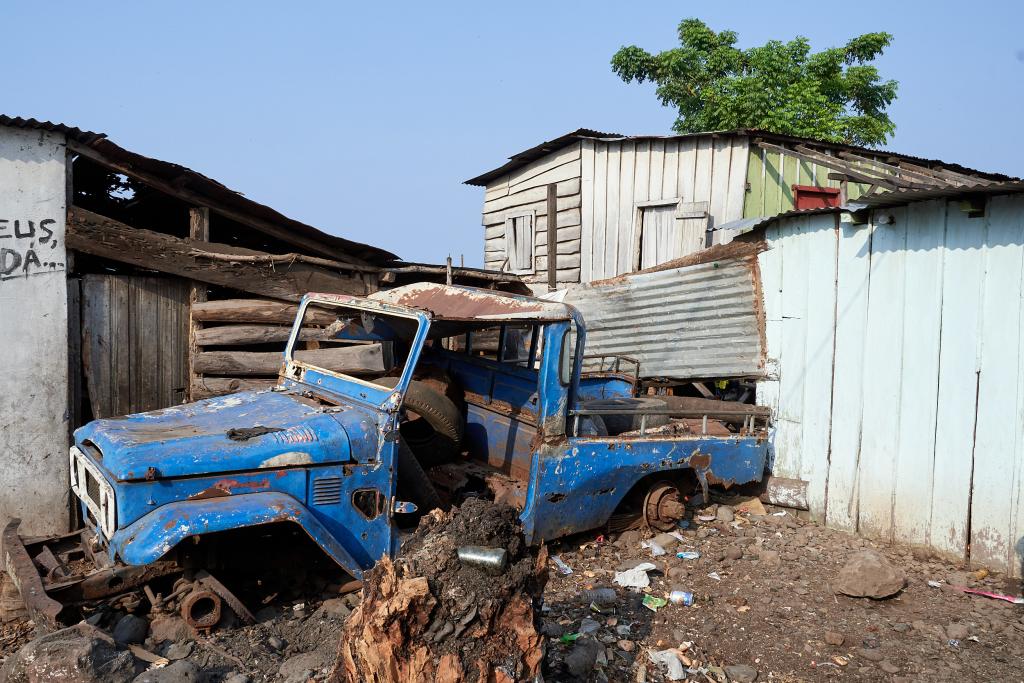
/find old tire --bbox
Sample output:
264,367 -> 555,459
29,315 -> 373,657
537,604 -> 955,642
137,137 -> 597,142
396,437 -> 445,513
579,397 -> 671,436
375,377 -> 463,465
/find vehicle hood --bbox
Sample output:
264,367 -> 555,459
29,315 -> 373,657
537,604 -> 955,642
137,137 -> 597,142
75,390 -> 378,481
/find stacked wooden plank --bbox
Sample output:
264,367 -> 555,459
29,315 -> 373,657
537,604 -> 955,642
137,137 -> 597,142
190,298 -> 390,399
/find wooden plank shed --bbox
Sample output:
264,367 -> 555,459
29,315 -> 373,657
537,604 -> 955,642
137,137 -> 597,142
0,115 -> 523,536
467,129 -> 1011,293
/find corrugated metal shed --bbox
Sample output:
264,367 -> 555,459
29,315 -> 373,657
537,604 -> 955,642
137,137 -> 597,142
757,188 -> 1024,577
566,243 -> 764,380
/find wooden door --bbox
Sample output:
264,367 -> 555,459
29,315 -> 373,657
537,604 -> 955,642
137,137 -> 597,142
81,274 -> 190,418
638,203 -> 708,270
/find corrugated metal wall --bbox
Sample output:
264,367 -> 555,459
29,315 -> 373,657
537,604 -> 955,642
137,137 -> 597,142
566,255 -> 764,379
580,136 -> 749,282
758,196 -> 1024,577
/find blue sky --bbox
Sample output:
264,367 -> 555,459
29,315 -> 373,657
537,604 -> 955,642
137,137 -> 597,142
7,2 -> 1022,265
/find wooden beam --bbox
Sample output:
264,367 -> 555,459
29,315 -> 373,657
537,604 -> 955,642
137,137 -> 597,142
793,144 -> 923,190
195,324 -> 340,346
191,299 -> 338,325
66,206 -> 368,302
755,141 -> 900,191
835,150 -> 950,187
188,207 -> 210,401
193,344 -> 389,376
895,159 -> 993,187
66,140 -> 376,267
546,183 -> 557,292
191,377 -> 278,400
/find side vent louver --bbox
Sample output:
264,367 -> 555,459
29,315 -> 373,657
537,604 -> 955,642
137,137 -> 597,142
312,476 -> 342,505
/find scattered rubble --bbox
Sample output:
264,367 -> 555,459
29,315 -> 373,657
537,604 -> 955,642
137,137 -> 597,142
2,495 -> 1023,682
333,498 -> 547,682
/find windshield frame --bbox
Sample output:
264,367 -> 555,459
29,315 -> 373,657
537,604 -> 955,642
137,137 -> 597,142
282,293 -> 431,410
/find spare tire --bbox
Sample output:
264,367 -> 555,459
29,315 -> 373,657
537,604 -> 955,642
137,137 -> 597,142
375,377 -> 463,465
396,436 -> 444,513
579,397 -> 671,436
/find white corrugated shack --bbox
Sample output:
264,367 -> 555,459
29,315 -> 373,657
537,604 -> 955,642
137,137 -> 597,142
758,183 -> 1024,577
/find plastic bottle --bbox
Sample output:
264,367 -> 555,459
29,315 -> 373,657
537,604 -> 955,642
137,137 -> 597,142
580,588 -> 617,604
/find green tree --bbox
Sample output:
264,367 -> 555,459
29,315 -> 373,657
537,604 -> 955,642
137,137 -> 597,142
611,19 -> 898,146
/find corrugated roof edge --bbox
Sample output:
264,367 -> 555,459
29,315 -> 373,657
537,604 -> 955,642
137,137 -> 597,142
0,114 -> 398,265
743,180 -> 1024,234
465,127 -> 1016,187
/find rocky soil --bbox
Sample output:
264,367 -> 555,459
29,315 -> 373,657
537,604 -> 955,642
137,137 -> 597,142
541,498 -> 1024,682
2,498 -> 1022,682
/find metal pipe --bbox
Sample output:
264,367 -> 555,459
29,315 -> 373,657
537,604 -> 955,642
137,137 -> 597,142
457,546 -> 508,575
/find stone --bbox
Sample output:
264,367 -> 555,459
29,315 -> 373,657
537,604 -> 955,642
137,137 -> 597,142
652,532 -> 680,548
858,647 -> 884,662
279,649 -> 333,683
149,616 -> 192,644
312,597 -> 351,621
834,550 -> 906,599
724,664 -> 758,682
618,639 -> 636,652
878,660 -> 900,674
541,621 -> 565,638
267,635 -> 287,652
946,623 -> 970,640
222,675 -> 250,683
758,550 -> 782,569
725,546 -> 744,561
0,623 -> 135,683
824,631 -> 845,646
717,506 -> 735,523
565,639 -> 600,679
112,613 -> 149,645
133,660 -> 203,683
164,640 -> 194,660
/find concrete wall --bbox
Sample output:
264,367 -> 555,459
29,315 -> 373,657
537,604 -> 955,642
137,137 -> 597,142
758,196 -> 1024,578
0,125 -> 70,535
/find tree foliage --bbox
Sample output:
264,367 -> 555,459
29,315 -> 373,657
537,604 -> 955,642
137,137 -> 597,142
611,19 -> 898,146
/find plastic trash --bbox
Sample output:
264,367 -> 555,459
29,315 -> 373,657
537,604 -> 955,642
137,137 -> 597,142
559,632 -> 581,644
677,519 -> 691,529
649,649 -> 687,680
707,571 -> 722,581
952,586 -> 1024,604
642,540 -> 667,557
613,562 -> 656,589
676,551 -> 700,560
551,555 -> 573,576
698,515 -> 717,522
669,590 -> 695,606
580,588 -> 617,604
589,602 -> 613,614
642,595 -> 669,612
927,580 -> 943,588
579,617 -> 600,634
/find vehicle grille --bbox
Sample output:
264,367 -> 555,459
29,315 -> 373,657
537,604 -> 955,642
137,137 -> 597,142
312,476 -> 342,505
85,471 -> 101,508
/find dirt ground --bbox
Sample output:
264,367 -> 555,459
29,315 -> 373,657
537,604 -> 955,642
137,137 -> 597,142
542,500 -> 1024,682
1,500 -> 1023,682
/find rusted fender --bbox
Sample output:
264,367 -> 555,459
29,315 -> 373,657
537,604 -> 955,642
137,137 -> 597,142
2,519 -> 62,631
109,492 -> 365,580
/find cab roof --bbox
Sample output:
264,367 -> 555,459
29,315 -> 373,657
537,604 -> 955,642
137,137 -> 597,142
369,282 -> 572,323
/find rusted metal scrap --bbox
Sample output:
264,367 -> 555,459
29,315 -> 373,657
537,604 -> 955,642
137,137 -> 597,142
196,570 -> 255,624
2,519 -> 62,631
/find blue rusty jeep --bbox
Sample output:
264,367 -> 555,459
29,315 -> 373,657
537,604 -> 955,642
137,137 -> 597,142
57,283 -> 768,586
